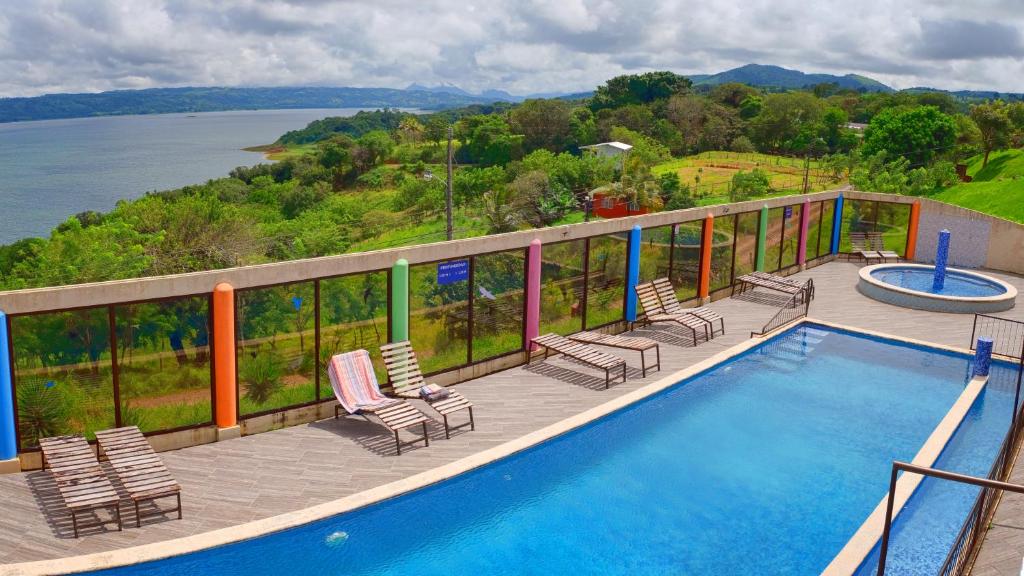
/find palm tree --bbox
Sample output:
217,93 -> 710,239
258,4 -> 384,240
606,160 -> 663,211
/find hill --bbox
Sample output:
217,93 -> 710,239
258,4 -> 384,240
931,150 -> 1024,223
691,64 -> 893,93
0,86 -> 509,123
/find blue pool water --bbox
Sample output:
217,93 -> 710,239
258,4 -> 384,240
88,326 -> 1014,576
871,266 -> 1008,297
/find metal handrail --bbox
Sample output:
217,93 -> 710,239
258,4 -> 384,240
876,461 -> 1024,576
750,278 -> 814,337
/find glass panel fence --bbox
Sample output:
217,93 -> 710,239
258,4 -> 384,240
764,207 -> 784,272
733,211 -> 759,279
236,282 -> 317,417
671,222 -> 702,301
539,239 -> 586,336
638,225 -> 673,284
710,214 -> 736,292
804,202 -> 822,264
319,272 -> 389,393
409,259 -> 470,374
841,199 -> 877,252
12,308 -> 115,448
586,233 -> 628,328
877,202 -> 912,256
819,200 -> 835,258
471,249 -> 526,362
114,297 -> 212,433
780,204 -> 801,270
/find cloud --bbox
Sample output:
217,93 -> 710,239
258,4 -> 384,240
0,0 -> 1022,98
912,19 -> 1023,60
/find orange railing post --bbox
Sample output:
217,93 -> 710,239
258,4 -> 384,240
213,283 -> 239,438
905,201 -> 921,261
698,213 -> 714,303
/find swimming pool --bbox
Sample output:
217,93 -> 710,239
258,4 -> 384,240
84,325 -> 1015,576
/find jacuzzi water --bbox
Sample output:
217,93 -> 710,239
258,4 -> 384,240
870,266 -> 1008,297
86,326 -> 1015,576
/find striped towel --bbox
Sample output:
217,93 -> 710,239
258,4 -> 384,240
328,350 -> 395,414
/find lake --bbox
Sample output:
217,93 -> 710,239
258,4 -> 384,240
0,108 -> 365,244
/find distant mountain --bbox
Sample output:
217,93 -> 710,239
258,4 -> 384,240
0,86 -> 511,123
690,64 -> 894,93
904,86 -> 1024,102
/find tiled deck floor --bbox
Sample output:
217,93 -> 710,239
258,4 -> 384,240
3,260 -> 1024,568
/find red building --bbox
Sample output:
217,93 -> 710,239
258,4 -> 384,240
591,192 -> 649,219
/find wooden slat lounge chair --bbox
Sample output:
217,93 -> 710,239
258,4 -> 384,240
328,349 -> 430,455
530,333 -> 627,389
866,232 -> 900,262
850,232 -> 883,264
634,281 -> 710,344
568,331 -> 660,377
380,341 -> 475,439
39,435 -> 122,538
651,278 -> 725,338
733,272 -> 809,302
94,426 -> 181,528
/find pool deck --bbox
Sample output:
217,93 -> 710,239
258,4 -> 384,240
3,260 -> 1024,570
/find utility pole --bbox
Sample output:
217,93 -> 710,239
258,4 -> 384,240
446,125 -> 454,241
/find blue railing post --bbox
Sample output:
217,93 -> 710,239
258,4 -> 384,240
625,226 -> 641,323
0,311 -> 18,472
831,194 -> 844,255
973,337 -> 993,378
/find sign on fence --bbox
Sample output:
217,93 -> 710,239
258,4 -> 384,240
784,206 -> 793,219
437,260 -> 469,285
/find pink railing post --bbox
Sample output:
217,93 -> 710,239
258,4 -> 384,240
525,239 -> 542,351
798,199 -> 810,270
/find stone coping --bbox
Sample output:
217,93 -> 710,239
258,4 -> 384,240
857,263 -> 1017,314
0,317 -> 984,576
821,375 -> 988,575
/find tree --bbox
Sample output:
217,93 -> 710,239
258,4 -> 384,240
509,170 -> 575,227
970,101 -> 1013,167
481,187 -> 522,233
509,99 -> 573,152
730,169 -> 771,201
861,106 -> 956,166
458,115 -> 524,166
952,115 -> 982,162
749,92 -> 824,153
709,83 -> 760,108
590,71 -> 692,110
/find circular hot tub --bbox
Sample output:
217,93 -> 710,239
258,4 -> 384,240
857,263 -> 1017,313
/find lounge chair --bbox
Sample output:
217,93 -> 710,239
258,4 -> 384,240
328,349 -> 430,455
866,232 -> 900,262
38,435 -> 122,538
568,331 -> 660,377
651,278 -> 725,338
530,333 -> 627,389
95,426 -> 181,528
849,232 -> 882,264
634,281 -> 710,344
733,272 -> 811,302
380,341 -> 475,439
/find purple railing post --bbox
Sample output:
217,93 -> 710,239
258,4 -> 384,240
798,199 -> 810,270
525,239 -> 542,351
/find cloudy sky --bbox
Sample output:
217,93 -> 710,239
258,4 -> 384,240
1,0 -> 1023,98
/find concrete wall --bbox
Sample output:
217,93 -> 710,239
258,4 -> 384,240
913,198 -> 1024,274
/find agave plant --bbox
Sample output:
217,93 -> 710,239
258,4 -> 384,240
17,379 -> 70,447
240,350 -> 285,406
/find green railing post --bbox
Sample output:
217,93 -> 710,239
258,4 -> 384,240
391,259 -> 410,342
756,205 -> 768,272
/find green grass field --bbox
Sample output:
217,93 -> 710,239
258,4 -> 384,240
931,150 -> 1024,224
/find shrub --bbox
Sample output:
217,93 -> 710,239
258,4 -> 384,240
240,350 -> 285,406
730,169 -> 771,201
16,379 -> 70,447
665,184 -> 696,211
730,135 -> 756,153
